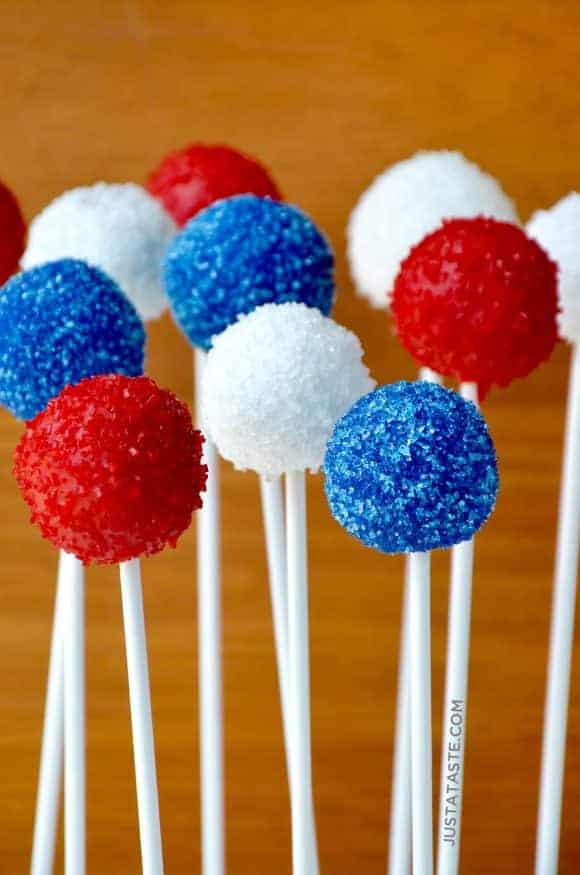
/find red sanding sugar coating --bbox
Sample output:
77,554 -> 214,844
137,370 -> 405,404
14,374 -> 207,565
391,217 -> 559,393
0,179 -> 26,284
147,143 -> 281,227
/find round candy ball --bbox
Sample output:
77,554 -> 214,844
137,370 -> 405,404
527,193 -> 580,344
0,178 -> 26,284
15,374 -> 207,565
163,195 -> 335,350
391,217 -> 558,393
324,381 -> 498,554
347,150 -> 518,309
147,143 -> 281,227
0,259 -> 145,421
202,302 -> 375,478
21,182 -> 176,321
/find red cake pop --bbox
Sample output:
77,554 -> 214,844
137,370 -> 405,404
391,217 -> 559,394
147,143 -> 281,226
15,374 -> 207,565
0,178 -> 26,284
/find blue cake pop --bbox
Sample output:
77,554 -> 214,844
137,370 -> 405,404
0,259 -> 145,420
163,194 -> 335,350
324,381 -> 498,554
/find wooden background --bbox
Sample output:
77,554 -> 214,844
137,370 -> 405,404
2,1 -> 580,871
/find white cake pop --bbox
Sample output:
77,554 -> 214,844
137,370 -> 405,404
22,182 -> 177,321
201,302 -> 375,478
526,192 -> 580,872
347,150 -> 519,309
527,193 -> 580,343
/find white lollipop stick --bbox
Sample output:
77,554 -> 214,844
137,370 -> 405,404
389,367 -> 440,875
259,476 -> 291,756
436,381 -> 478,875
62,551 -> 85,875
259,476 -> 319,874
408,550 -> 433,875
387,574 -> 412,875
31,554 -> 65,875
194,348 -> 224,875
535,344 -> 580,875
286,470 -> 317,875
119,559 -> 164,874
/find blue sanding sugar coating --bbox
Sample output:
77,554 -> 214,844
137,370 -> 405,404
0,259 -> 145,421
163,194 -> 335,350
324,381 -> 499,554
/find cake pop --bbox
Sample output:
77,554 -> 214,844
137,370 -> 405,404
0,257 -> 145,875
21,182 -> 176,321
202,302 -> 375,478
163,194 -> 335,350
15,374 -> 206,564
16,374 -> 206,874
347,150 -> 518,309
0,259 -> 145,421
350,154 -> 509,872
324,381 -> 498,875
527,192 -> 580,342
348,154 -> 514,875
164,193 -> 335,875
147,142 -> 281,227
391,216 -> 559,395
203,301 -> 374,875
324,381 -> 498,553
525,193 -> 580,873
0,178 -> 26,284
389,215 -> 555,875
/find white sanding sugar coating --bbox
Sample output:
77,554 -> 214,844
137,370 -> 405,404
201,302 -> 376,478
527,193 -> 580,344
347,150 -> 519,309
22,183 -> 177,321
